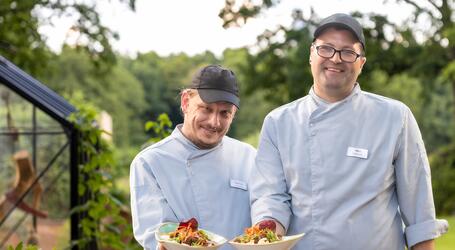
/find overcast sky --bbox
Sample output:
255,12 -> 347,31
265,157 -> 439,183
38,0 -> 417,57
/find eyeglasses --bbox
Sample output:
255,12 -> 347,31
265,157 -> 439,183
312,44 -> 362,63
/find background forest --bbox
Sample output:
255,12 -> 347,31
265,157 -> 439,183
0,0 -> 454,249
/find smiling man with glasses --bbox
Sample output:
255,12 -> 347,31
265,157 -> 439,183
309,14 -> 367,103
250,13 -> 448,250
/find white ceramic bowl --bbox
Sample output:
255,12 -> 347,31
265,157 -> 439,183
228,232 -> 305,250
155,222 -> 227,250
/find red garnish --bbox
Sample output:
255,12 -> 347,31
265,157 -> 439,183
178,217 -> 198,231
257,220 -> 276,232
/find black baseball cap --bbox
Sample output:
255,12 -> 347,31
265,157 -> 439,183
314,13 -> 366,50
190,65 -> 240,108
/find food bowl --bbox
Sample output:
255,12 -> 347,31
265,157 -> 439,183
228,232 -> 305,250
155,222 -> 227,250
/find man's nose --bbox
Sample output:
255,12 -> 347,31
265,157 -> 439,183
330,51 -> 343,63
207,113 -> 221,127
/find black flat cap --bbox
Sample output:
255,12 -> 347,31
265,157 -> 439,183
190,65 -> 240,108
314,13 -> 365,50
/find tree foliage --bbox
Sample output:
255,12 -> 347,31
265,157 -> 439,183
221,48 -> 275,139
145,113 -> 173,144
219,0 -> 279,28
0,0 -> 136,76
430,143 -> 455,215
45,47 -> 147,147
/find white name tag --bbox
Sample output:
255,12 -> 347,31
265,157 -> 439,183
346,146 -> 368,159
230,179 -> 248,190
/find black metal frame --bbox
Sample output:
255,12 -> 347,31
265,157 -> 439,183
0,55 -> 96,249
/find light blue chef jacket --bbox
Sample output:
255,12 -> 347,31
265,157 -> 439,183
250,84 -> 448,250
130,125 -> 256,250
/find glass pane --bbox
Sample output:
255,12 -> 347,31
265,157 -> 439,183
0,83 -> 71,249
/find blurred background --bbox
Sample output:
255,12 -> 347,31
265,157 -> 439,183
0,0 -> 454,249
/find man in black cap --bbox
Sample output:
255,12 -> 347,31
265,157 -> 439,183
250,13 -> 448,250
130,65 -> 256,250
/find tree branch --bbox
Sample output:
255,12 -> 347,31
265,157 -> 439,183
401,0 -> 425,12
427,0 -> 441,12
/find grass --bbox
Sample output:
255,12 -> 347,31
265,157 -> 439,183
55,219 -> 70,249
435,216 -> 454,250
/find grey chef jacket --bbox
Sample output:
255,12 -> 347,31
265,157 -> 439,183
250,84 -> 448,250
130,125 -> 256,250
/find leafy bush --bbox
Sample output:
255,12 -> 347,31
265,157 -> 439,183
429,143 -> 455,215
69,99 -> 141,250
7,242 -> 40,250
145,113 -> 173,144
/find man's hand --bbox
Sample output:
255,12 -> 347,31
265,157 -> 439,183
411,239 -> 434,250
257,219 -> 285,236
159,244 -> 167,250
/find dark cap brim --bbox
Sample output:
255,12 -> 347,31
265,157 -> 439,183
314,22 -> 365,50
197,89 -> 240,109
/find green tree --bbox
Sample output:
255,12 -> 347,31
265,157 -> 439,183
385,0 -> 455,123
46,47 -> 147,147
221,48 -> 275,140
0,0 -> 136,76
429,143 -> 455,214
369,70 -> 455,152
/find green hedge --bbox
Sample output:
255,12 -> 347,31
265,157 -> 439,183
430,143 -> 455,215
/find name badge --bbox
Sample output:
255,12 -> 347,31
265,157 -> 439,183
230,179 -> 248,190
346,146 -> 368,159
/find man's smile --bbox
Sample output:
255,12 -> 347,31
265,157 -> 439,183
325,66 -> 344,73
201,126 -> 219,135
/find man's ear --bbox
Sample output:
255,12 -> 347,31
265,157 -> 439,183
309,46 -> 314,64
359,56 -> 367,73
181,91 -> 189,113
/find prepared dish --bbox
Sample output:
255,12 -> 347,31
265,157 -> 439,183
233,225 -> 282,244
168,218 -> 216,247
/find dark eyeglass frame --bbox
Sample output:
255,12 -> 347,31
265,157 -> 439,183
312,43 -> 363,63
